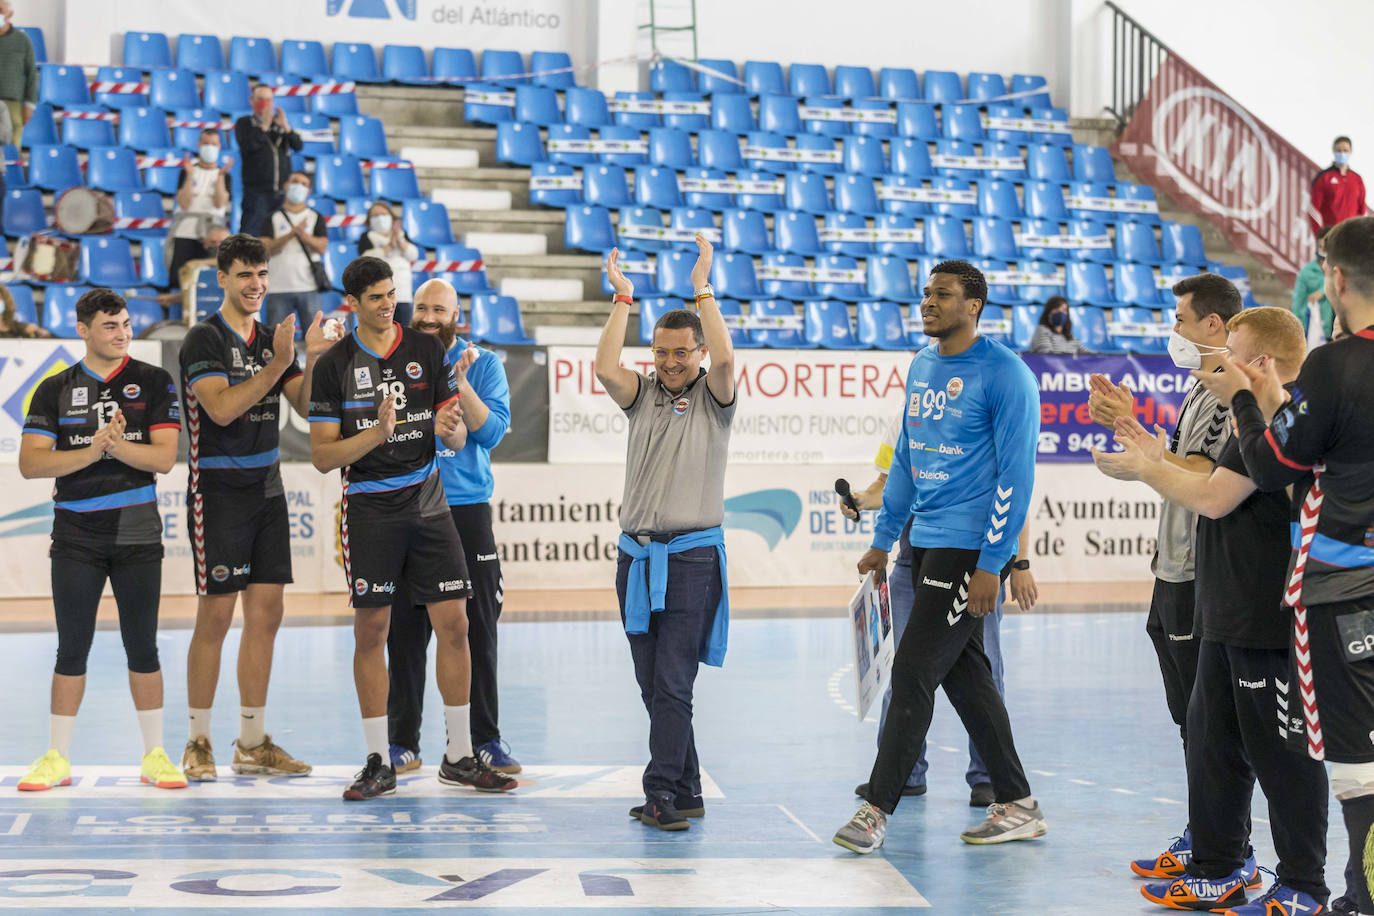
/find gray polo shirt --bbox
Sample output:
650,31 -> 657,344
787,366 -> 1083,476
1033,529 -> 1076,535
1152,375 -> 1231,582
619,369 -> 736,536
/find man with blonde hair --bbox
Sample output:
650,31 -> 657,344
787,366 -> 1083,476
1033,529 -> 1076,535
1094,306 -> 1329,914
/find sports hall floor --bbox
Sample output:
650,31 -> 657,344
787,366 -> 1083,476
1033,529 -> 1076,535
0,583 -> 1348,914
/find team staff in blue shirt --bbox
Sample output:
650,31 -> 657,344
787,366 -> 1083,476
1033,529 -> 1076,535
834,259 -> 1046,855
385,278 -> 520,775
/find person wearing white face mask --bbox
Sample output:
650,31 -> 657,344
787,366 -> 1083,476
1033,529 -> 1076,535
168,129 -> 234,283
356,202 -> 419,325
1309,135 -> 1366,236
261,170 -> 327,331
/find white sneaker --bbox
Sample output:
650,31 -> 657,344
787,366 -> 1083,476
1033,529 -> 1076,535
960,799 -> 1047,845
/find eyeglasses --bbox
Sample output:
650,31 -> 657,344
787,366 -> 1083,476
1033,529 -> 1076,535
650,347 -> 699,361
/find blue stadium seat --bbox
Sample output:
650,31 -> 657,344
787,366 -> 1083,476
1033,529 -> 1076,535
978,305 -> 1013,346
613,91 -> 658,129
743,60 -> 786,96
84,146 -> 141,192
333,43 -> 381,83
834,174 -> 881,216
316,154 -> 366,199
1071,218 -> 1115,264
545,124 -> 593,166
138,147 -> 185,195
2,143 -> 24,188
709,93 -> 755,134
1024,180 -> 1069,221
564,204 -> 615,252
370,163 -> 421,202
124,295 -> 165,334
758,94 -> 801,135
564,87 -> 609,128
984,104 -> 1027,144
833,65 -> 876,100
44,285 -> 90,337
19,26 -> 46,63
696,59 -> 741,95
470,294 -> 536,345
1118,183 -> 1162,223
1030,107 -> 1072,146
933,139 -> 980,180
530,51 -> 575,90
1115,221 -> 1162,264
978,257 -> 1028,305
113,190 -> 165,239
177,33 -> 225,73
584,164 -> 633,209
382,45 -> 429,84
973,217 -> 1018,261
816,253 -> 870,300
876,174 -> 926,218
721,170 -> 775,214
6,283 -> 37,324
1110,305 -> 1167,354
796,134 -> 841,174
462,82 -> 512,125
1067,181 -> 1113,221
514,86 -> 562,127
402,199 -> 454,247
713,298 -> 760,348
1018,217 -> 1069,263
648,127 -> 694,170
750,299 -> 814,348
255,74 -> 305,114
433,244 -> 493,295
774,209 -> 822,254
784,171 -> 830,214
596,125 -> 648,168
867,254 -> 918,301
713,250 -> 765,299
760,252 -> 816,300
636,166 -> 683,210
203,72 -> 251,113
931,176 -> 977,218
675,166 -> 726,211
123,31 -> 171,69
529,162 -> 580,208
650,59 -> 694,93
339,115 -> 388,158
695,130 -> 740,173
38,64 -> 90,107
790,63 -> 831,98
1011,304 -> 1039,349
150,68 -> 202,111
967,72 -> 1008,102
118,106 -> 171,150
93,67 -> 147,110
23,103 -> 58,146
942,104 -> 984,141
850,98 -> 897,139
802,97 -> 849,137
823,212 -> 873,258
743,131 -> 791,172
1066,261 -> 1113,305
662,92 -> 709,132
1027,142 -> 1071,182
433,47 -> 478,83
978,179 -> 1023,220
604,249 -> 658,297
1072,144 -> 1116,183
1012,74 -> 1053,110
925,214 -> 970,258
81,237 -> 140,286
879,67 -> 920,100
288,111 -> 335,157
669,207 -> 716,245
987,141 -> 1027,181
1158,263 -> 1195,293
313,90 -> 360,118
1019,260 -> 1067,302
875,213 -> 923,258
281,40 -> 329,79
1063,306 -> 1107,352
842,136 -> 887,176
655,248 -> 696,298
1217,265 -> 1258,308
923,70 -> 963,105
1161,221 -> 1207,265
482,50 -> 528,85
858,300 -> 909,349
896,102 -> 939,138
890,138 -> 933,179
1113,261 -> 1161,306
805,300 -> 864,349
61,108 -> 117,148
637,297 -> 680,344
721,209 -> 770,255
617,206 -> 666,252
229,36 -> 276,73
4,188 -> 46,235
140,239 -> 170,288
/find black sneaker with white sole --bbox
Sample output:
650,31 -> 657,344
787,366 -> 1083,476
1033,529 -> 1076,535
438,754 -> 518,792
638,795 -> 689,831
630,794 -> 705,819
342,753 -> 396,801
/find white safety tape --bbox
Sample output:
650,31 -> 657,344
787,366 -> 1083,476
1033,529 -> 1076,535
877,185 -> 978,204
361,160 -> 413,170
297,128 -> 335,143
744,313 -> 804,329
608,98 -> 711,115
135,156 -> 191,168
467,90 -> 516,106
548,138 -> 648,154
529,174 -> 584,190
756,265 -> 864,283
677,176 -> 784,194
53,109 -> 120,121
742,145 -> 841,163
275,81 -> 357,96
324,214 -> 367,227
170,119 -> 234,129
659,55 -> 748,87
617,225 -> 721,243
110,217 -> 170,229
410,259 -> 483,272
1106,321 -> 1171,337
1066,195 -> 1160,214
89,81 -> 148,94
930,153 -> 1026,170
817,227 -> 924,243
981,114 -> 1072,134
798,106 -> 897,124
1014,233 -> 1112,250
984,269 -> 1067,284
957,84 -> 1051,105
617,259 -> 655,274
978,318 -> 1012,334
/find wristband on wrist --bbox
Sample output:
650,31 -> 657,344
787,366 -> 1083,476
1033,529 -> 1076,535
613,293 -> 633,305
1012,559 -> 1030,571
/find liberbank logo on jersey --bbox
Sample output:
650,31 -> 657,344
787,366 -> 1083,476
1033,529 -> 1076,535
326,0 -> 563,28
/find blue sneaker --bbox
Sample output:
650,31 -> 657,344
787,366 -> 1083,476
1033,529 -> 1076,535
476,739 -> 521,775
388,744 -> 421,774
1220,883 -> 1325,915
1132,830 -> 1193,878
1141,870 -> 1251,911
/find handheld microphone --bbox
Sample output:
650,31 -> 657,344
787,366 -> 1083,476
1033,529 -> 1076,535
835,478 -> 860,516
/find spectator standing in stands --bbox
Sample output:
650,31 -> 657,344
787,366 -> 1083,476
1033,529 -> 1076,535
168,129 -> 233,282
1028,296 -> 1092,355
0,2 -> 37,148
1292,226 -> 1335,345
1309,136 -> 1366,234
357,202 -> 419,326
262,171 -> 326,329
235,85 -> 301,239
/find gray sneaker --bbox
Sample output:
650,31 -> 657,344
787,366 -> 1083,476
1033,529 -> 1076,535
833,801 -> 887,854
960,800 -> 1048,845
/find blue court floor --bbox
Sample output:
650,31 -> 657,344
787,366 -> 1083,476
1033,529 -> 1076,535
0,609 -> 1349,914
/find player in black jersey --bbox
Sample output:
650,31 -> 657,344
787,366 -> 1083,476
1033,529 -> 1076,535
17,288 -> 186,792
177,233 -> 330,782
1193,216 -> 1374,916
309,256 -> 516,799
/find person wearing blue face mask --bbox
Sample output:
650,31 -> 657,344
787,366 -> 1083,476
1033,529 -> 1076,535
1309,135 -> 1366,235
1028,296 -> 1093,354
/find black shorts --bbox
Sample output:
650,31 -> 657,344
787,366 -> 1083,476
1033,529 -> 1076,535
343,510 -> 472,609
1289,598 -> 1374,763
189,491 -> 293,596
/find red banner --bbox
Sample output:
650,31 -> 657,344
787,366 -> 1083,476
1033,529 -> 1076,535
1113,56 -> 1320,285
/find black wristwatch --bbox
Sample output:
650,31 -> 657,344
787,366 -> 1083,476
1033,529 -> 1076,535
1012,559 -> 1030,571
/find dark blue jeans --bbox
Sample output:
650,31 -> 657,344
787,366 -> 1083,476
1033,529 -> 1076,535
239,188 -> 282,237
616,545 -> 722,801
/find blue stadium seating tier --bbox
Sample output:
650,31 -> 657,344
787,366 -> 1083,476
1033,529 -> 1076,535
470,294 -> 536,345
122,32 -> 171,70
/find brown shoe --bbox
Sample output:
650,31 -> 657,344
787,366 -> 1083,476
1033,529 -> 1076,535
231,735 -> 312,777
181,736 -> 217,782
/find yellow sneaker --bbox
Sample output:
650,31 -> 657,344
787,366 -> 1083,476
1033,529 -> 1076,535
181,736 -> 217,782
141,747 -> 188,789
231,735 -> 312,777
17,749 -> 70,791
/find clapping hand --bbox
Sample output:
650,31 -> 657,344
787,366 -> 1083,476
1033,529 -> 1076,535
1087,374 -> 1135,430
376,394 -> 397,440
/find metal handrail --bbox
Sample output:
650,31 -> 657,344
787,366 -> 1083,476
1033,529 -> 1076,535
1105,1 -> 1171,128
639,0 -> 699,61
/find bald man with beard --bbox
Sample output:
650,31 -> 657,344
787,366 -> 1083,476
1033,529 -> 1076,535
384,279 -> 520,775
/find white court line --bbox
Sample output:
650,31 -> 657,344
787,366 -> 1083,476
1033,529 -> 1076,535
776,804 -> 823,844
1110,788 -> 1137,795
1069,778 -> 1096,786
1153,797 -> 1184,805
1031,770 -> 1057,777
2,813 -> 29,836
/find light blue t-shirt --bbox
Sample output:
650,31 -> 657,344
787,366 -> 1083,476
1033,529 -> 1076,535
871,336 -> 1039,575
435,338 -> 511,505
